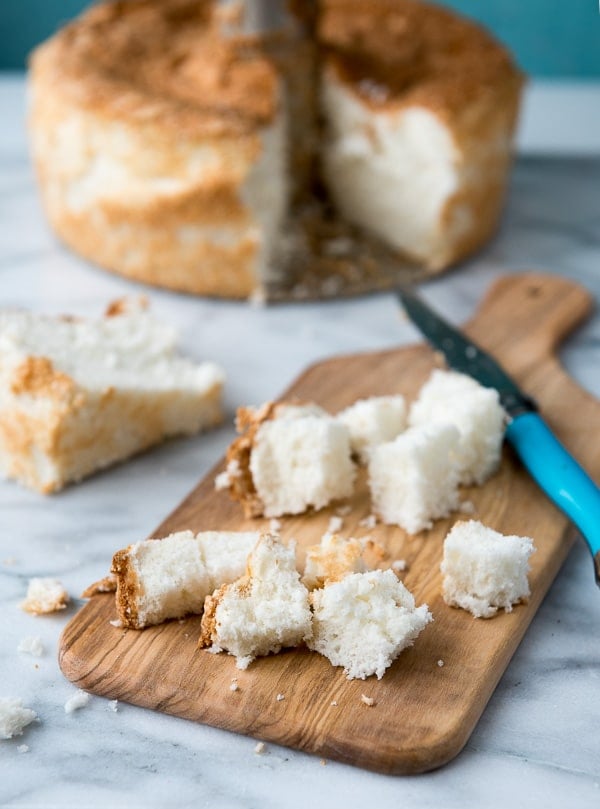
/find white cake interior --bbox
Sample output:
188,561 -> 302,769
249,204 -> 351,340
308,569 -> 432,680
320,64 -> 464,267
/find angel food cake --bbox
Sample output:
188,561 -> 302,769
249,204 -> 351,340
29,0 -> 523,298
0,299 -> 224,493
222,402 -> 355,517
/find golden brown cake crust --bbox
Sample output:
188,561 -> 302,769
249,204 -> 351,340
30,0 -> 279,137
111,546 -> 143,629
319,0 -> 524,120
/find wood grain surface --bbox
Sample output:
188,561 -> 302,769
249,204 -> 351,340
59,273 -> 598,774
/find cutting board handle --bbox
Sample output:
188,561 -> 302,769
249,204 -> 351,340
465,273 -> 593,370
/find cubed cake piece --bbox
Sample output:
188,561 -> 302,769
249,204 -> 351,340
0,698 -> 38,740
368,424 -> 461,533
302,533 -> 366,590
337,395 -> 407,463
441,520 -> 535,618
308,570 -> 432,680
0,299 -> 224,493
111,530 -> 259,628
409,369 -> 506,485
224,401 -> 356,517
199,534 -> 312,669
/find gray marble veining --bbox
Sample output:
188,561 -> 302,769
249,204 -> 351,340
0,76 -> 599,808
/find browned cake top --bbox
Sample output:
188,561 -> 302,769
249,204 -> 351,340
30,0 -> 280,136
318,0 -> 523,116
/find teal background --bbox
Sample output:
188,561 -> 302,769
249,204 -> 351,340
0,0 -> 599,76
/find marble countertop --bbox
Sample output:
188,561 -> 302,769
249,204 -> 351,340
1,75 -> 599,808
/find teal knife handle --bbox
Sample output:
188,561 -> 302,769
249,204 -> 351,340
505,412 -> 600,585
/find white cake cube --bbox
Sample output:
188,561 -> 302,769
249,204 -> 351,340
249,412 -> 356,517
337,395 -> 407,463
308,570 -> 432,680
441,520 -> 535,618
409,370 -> 506,485
368,424 -> 461,534
111,530 -> 260,628
199,534 -> 312,669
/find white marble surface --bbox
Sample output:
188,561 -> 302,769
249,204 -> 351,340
1,75 -> 600,808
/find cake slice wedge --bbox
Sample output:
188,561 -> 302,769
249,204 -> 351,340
0,298 -> 224,493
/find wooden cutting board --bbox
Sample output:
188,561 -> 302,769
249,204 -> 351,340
59,273 -> 599,775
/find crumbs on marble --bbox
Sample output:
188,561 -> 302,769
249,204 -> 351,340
109,700 -> 119,712
64,690 -> 90,714
3,557 -> 17,566
254,741 -> 267,755
17,744 -> 29,754
17,636 -> 45,657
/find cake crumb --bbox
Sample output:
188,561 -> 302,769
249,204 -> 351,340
336,505 -> 352,517
459,500 -> 476,515
361,694 -> 375,707
21,578 -> 69,615
254,741 -> 266,755
330,700 -> 338,707
359,515 -> 377,529
229,680 -> 239,692
17,744 -> 29,754
269,518 -> 282,533
109,700 -> 119,712
391,559 -> 407,573
17,637 -> 45,658
109,619 -> 122,628
3,557 -> 17,566
64,690 -> 90,714
320,758 -> 327,766
276,693 -> 285,702
327,516 -> 343,534
437,659 -> 445,668
214,471 -> 230,491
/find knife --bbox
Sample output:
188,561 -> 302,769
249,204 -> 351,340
397,284 -> 600,588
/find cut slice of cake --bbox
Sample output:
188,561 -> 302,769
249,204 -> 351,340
222,401 -> 355,518
198,534 -> 312,669
368,424 -> 461,533
308,569 -> 432,680
409,369 -> 506,485
337,395 -> 407,463
441,520 -> 535,618
0,299 -> 224,493
111,530 -> 259,629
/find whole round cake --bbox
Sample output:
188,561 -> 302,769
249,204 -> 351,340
29,0 -> 523,299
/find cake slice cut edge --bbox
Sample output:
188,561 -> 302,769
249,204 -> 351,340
0,299 -> 225,493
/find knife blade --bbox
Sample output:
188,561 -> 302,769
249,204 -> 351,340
397,284 -> 600,588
